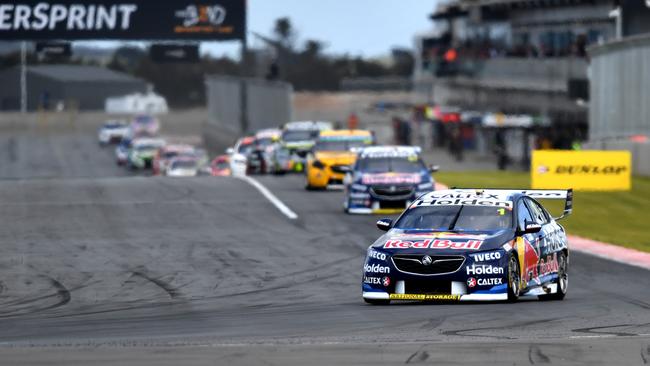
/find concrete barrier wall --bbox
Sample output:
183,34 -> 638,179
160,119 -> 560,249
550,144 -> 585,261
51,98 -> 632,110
203,76 -> 292,153
585,34 -> 650,176
205,76 -> 241,134
589,35 -> 650,140
247,79 -> 292,132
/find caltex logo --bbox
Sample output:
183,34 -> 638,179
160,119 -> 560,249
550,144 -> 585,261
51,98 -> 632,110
467,277 -> 477,288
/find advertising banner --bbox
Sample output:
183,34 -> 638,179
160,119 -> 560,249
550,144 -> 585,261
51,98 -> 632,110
531,150 -> 631,191
0,0 -> 245,41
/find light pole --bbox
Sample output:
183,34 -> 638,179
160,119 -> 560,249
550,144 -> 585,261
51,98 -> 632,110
20,41 -> 27,113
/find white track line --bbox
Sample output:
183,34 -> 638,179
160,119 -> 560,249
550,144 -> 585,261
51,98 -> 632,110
236,175 -> 298,220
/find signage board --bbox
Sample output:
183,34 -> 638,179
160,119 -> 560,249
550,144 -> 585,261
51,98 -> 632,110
531,150 -> 631,191
0,1 -> 245,41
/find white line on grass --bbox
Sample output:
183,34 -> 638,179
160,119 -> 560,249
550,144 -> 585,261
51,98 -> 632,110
236,175 -> 298,220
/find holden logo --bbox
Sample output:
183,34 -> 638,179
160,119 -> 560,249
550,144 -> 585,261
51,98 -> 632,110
537,165 -> 549,174
389,186 -> 396,192
421,255 -> 433,266
382,276 -> 391,287
467,277 -> 477,288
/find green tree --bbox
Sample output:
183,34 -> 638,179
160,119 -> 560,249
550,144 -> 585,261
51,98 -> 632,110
273,17 -> 295,49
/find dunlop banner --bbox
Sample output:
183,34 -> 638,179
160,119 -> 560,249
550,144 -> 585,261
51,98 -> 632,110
531,150 -> 631,191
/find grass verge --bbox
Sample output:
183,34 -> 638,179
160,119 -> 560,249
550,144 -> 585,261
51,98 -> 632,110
434,171 -> 650,253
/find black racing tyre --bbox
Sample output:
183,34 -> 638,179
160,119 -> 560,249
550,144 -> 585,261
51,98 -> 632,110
507,253 -> 521,302
539,251 -> 568,301
364,298 -> 390,305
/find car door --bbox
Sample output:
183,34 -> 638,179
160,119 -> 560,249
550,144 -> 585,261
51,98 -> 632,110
526,198 -> 561,281
515,198 -> 542,288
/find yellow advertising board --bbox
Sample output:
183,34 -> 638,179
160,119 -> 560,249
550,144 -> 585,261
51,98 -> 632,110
531,150 -> 631,191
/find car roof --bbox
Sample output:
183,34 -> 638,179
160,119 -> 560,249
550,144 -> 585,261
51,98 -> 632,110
319,129 -> 371,138
170,156 -> 197,163
359,145 -> 421,158
133,138 -> 165,146
238,136 -> 256,145
255,129 -> 281,138
162,144 -> 194,152
284,121 -> 333,131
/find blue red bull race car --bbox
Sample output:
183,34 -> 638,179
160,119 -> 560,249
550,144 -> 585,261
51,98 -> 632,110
343,146 -> 438,214
362,188 -> 573,304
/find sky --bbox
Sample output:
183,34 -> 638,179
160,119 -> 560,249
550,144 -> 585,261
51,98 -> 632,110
77,0 -> 437,59
236,0 -> 437,57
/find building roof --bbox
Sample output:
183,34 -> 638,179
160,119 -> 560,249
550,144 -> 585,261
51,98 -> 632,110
26,65 -> 143,83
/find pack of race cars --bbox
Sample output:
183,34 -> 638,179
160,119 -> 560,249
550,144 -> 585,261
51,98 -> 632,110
98,115 -> 214,177
221,120 -> 574,304
100,115 -> 574,304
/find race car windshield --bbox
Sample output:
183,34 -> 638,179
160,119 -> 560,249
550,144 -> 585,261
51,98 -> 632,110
282,130 -> 316,142
171,161 -> 197,169
256,138 -> 275,148
214,161 -> 229,169
395,205 -> 512,231
315,139 -> 369,151
136,145 -> 158,152
163,151 -> 180,159
357,157 -> 424,173
104,123 -> 124,129
134,116 -> 154,124
237,143 -> 254,155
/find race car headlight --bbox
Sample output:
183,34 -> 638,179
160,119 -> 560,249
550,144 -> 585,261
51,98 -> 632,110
417,182 -> 433,191
312,160 -> 325,169
351,183 -> 368,192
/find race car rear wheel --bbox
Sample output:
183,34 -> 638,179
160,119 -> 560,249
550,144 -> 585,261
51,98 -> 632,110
364,298 -> 390,305
539,251 -> 568,301
507,253 -> 521,302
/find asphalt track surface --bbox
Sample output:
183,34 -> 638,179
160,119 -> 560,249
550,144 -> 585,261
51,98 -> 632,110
0,128 -> 649,365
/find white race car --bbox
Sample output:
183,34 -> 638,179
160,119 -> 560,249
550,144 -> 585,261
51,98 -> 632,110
166,157 -> 199,177
98,120 -> 129,145
227,136 -> 256,177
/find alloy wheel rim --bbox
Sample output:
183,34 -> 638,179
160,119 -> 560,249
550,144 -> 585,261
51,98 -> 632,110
510,257 -> 520,296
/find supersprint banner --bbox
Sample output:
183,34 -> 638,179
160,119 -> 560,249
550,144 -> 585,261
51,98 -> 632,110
0,1 -> 245,41
531,150 -> 631,191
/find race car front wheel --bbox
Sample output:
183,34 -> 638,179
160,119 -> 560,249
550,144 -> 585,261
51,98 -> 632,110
507,253 -> 521,302
539,251 -> 568,301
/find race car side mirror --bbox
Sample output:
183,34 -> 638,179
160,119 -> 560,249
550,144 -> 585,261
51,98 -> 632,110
520,221 -> 542,235
376,218 -> 393,231
429,165 -> 440,173
225,147 -> 234,155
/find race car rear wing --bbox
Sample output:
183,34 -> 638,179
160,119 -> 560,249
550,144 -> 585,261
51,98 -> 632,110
448,188 -> 573,220
521,189 -> 573,220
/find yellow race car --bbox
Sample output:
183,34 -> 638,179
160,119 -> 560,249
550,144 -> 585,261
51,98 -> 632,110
306,130 -> 374,190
